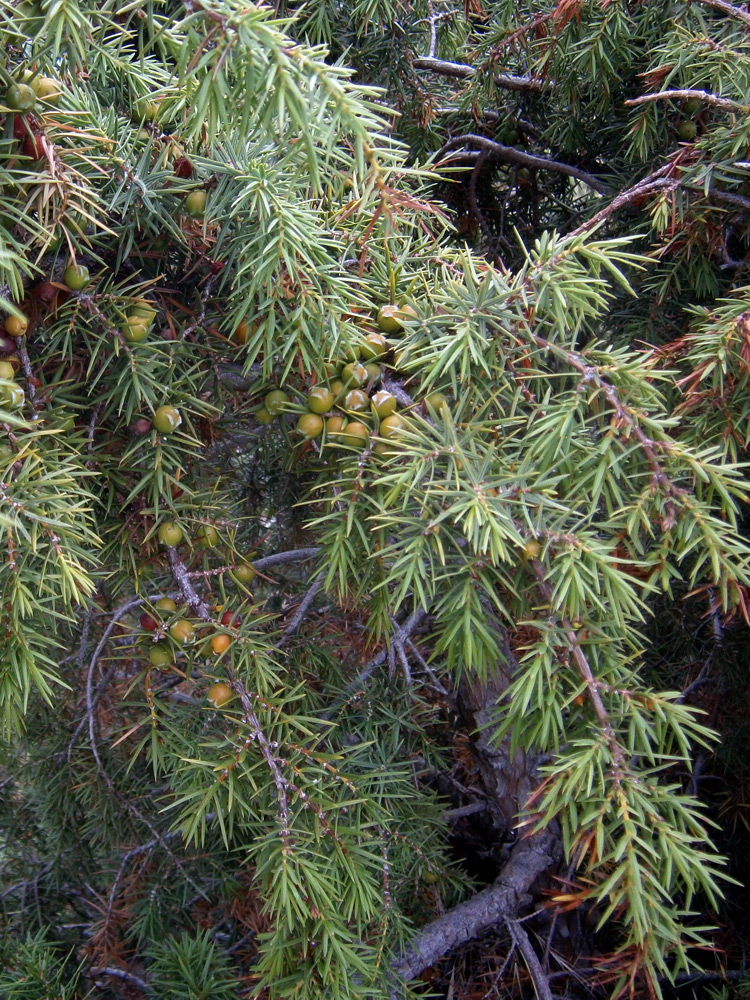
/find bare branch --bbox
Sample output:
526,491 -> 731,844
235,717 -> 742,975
185,548 -> 321,581
468,148 -> 504,267
693,0 -> 750,29
167,545 -> 211,618
392,826 -> 557,984
436,134 -> 609,194
85,597 -> 148,773
225,665 -> 293,843
76,591 -> 208,902
413,56 -> 547,92
252,547 -> 320,571
567,168 -> 678,239
413,56 -> 475,79
66,593 -> 180,760
709,188 -> 750,211
321,608 -> 430,721
105,829 -> 180,929
277,571 -> 325,644
353,609 -> 428,689
0,857 -> 58,901
441,801 -> 487,821
625,88 -> 748,112
426,0 -> 438,59
90,967 -> 153,993
14,336 -> 37,404
562,159 -> 750,240
394,633 -> 412,685
506,918 -> 554,1000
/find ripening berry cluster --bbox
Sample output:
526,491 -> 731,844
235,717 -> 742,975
252,303 -> 450,452
139,596 -> 243,709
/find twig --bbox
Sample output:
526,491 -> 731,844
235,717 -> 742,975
709,188 -> 750,211
408,637 -> 458,707
14,337 -> 37,404
252,547 -> 320,571
426,0 -> 438,59
277,571 -> 324,644
382,375 -> 416,408
687,749 -> 709,797
625,88 -> 748,112
86,403 -> 101,459
505,918 -> 554,1000
468,149 -> 502,264
65,600 -> 99,760
166,545 -> 314,846
481,940 -> 517,999
322,609 -> 430,722
85,596 -> 149,772
179,274 -> 216,342
355,609 -> 428,688
225,665 -> 293,844
395,635 -> 412,685
66,593 -> 179,761
413,56 -> 475,79
564,160 -> 749,239
529,557 -> 627,776
413,56 -> 547,92
529,328 -> 684,530
436,134 -> 609,194
441,801 -> 487,821
0,857 -> 58,901
693,0 -> 750,29
167,545 -> 210,618
672,969 -> 750,984
567,170 -> 677,239
185,547 -> 321,581
105,830 -> 180,927
679,654 -> 715,702
90,967 -> 153,993
80,592 -> 208,902
434,104 -> 500,122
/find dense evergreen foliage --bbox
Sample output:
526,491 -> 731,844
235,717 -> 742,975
2,2 -> 750,998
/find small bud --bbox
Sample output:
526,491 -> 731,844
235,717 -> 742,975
132,417 -> 152,436
173,156 -> 193,178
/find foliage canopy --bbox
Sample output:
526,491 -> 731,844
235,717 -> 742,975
2,1 -> 750,999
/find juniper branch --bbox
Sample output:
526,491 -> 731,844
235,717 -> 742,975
436,135 -> 609,194
391,826 -> 557,985
568,169 -> 678,238
278,571 -> 325,644
412,56 -> 547,92
185,548 -> 320,580
693,0 -> 750,29
167,545 -> 211,618
625,89 -> 749,112
225,665 -> 293,844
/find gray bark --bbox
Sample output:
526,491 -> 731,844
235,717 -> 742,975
393,825 -> 557,982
